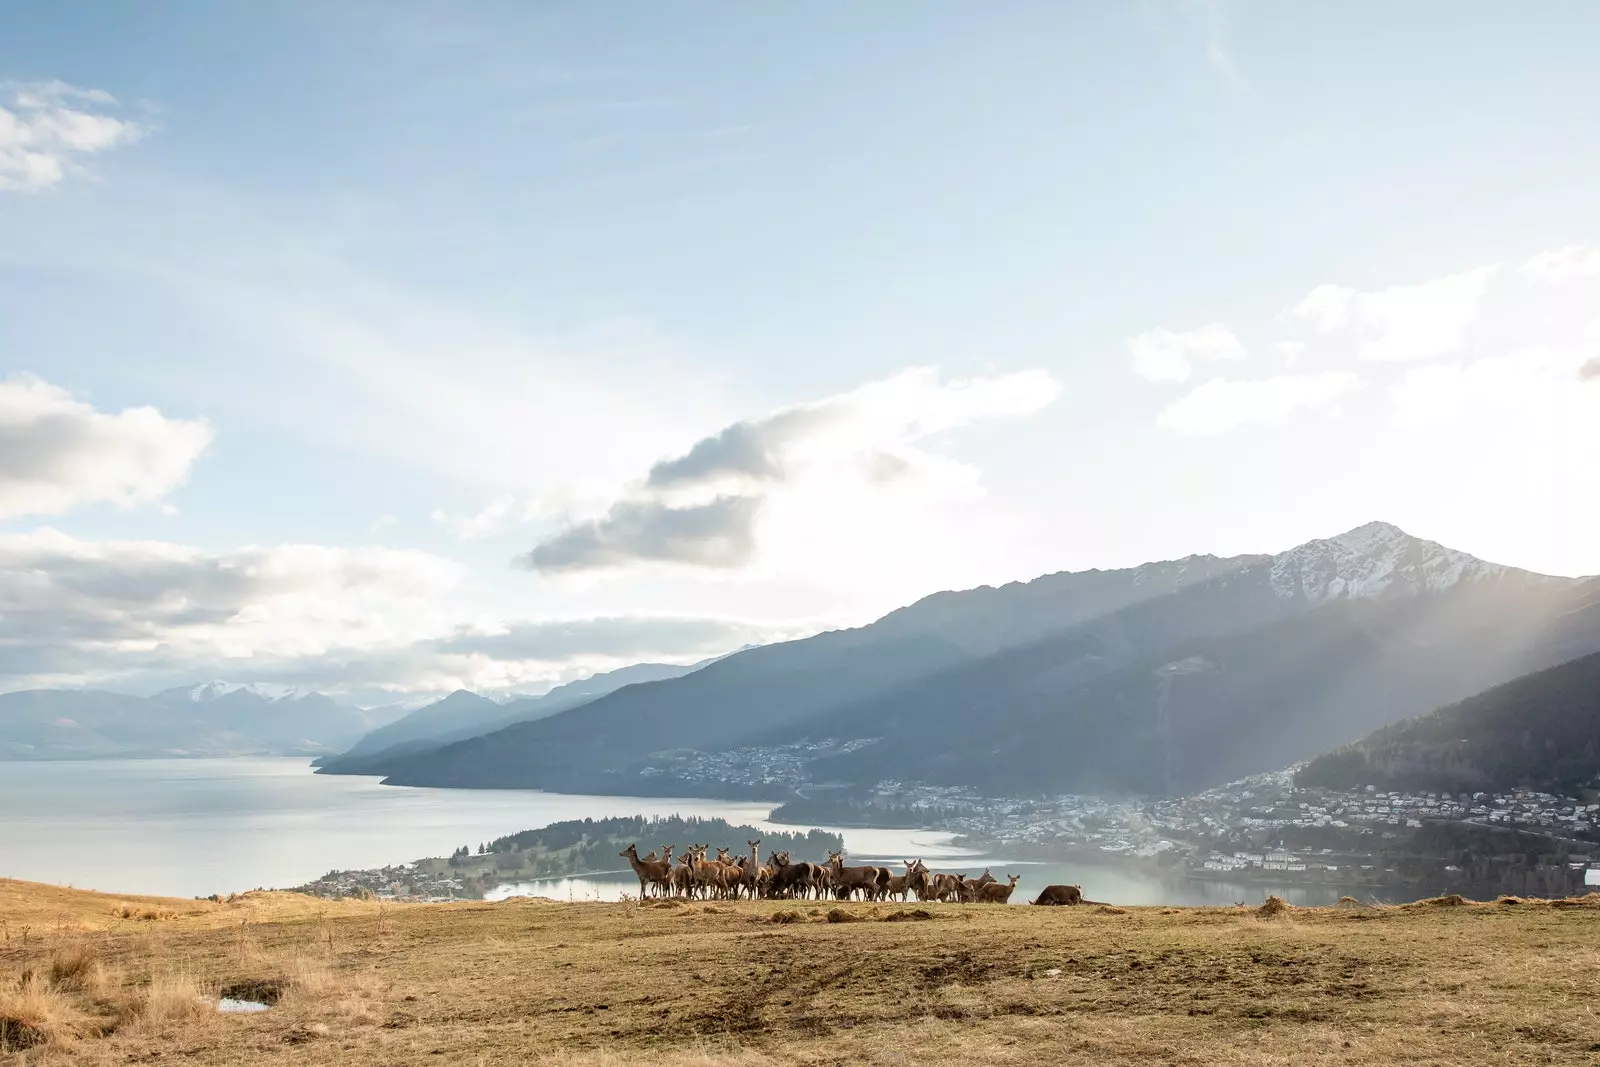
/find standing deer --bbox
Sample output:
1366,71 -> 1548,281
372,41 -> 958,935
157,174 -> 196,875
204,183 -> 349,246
978,874 -> 1021,904
619,844 -> 671,899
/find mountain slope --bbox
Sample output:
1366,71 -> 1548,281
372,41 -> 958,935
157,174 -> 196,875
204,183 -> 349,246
316,660 -> 713,775
790,525 -> 1591,795
386,522 -> 1595,798
1297,649 -> 1600,796
377,552 -> 1264,789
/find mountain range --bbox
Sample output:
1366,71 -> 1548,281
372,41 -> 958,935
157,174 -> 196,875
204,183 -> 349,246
9,522 -> 1600,800
372,522 -> 1600,798
0,682 -> 404,760
313,659 -> 713,774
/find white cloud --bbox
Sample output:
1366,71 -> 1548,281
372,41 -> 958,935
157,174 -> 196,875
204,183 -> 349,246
0,375 -> 213,519
1158,372 -> 1362,435
523,367 -> 1061,574
0,80 -> 146,191
431,494 -> 517,540
1520,245 -> 1600,284
1291,265 -> 1499,362
1127,323 -> 1246,383
1276,340 -> 1307,365
1388,347 -> 1599,427
0,526 -> 791,699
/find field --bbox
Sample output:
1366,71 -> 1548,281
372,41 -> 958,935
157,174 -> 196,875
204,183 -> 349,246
4,878 -> 1600,1065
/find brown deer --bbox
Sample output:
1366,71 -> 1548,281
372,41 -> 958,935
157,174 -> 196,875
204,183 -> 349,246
1031,884 -> 1086,906
734,839 -> 762,901
978,874 -> 1021,904
884,861 -> 918,902
620,844 -> 671,898
768,852 -> 818,899
905,859 -> 933,901
670,853 -> 694,897
827,851 -> 887,901
955,868 -> 995,903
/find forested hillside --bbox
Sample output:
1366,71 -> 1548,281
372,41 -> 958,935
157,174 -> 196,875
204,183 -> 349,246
1297,650 -> 1600,795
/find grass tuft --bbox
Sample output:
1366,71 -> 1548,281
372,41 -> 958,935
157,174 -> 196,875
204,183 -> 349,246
48,943 -> 102,991
1257,896 -> 1293,918
0,972 -> 86,1051
824,908 -> 865,923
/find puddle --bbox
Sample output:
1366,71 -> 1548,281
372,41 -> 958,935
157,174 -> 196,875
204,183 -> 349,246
218,998 -> 271,1014
217,978 -> 282,1014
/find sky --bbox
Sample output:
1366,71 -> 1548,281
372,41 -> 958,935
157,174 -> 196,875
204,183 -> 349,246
2,2 -> 1598,704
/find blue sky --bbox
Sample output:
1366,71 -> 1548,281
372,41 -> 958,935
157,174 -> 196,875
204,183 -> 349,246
3,2 -> 1598,701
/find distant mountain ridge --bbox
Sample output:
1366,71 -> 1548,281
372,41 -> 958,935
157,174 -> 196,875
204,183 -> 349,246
314,659 -> 717,775
379,522 -> 1600,798
0,683 -> 394,760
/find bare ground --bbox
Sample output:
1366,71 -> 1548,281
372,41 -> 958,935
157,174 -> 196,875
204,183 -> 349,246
4,879 -> 1600,1065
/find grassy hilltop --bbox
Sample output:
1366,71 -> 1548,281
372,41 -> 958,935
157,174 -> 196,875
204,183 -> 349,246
4,878 -> 1600,1065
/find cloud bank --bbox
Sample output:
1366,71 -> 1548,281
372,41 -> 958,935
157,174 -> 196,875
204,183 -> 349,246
0,527 -> 788,699
0,375 -> 213,518
1127,323 -> 1246,383
0,80 -> 146,191
519,367 -> 1061,575
1158,373 -> 1361,435
1291,265 -> 1499,363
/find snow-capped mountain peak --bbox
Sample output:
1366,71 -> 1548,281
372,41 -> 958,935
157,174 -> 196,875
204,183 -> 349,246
177,680 -> 309,704
1269,521 -> 1509,603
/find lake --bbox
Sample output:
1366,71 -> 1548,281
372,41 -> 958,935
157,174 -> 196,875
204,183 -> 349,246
0,758 -> 1398,905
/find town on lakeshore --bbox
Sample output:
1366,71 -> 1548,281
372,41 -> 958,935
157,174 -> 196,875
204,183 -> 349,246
292,766 -> 1600,902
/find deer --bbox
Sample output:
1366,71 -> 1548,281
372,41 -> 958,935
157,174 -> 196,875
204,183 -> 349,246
827,851 -> 886,902
953,869 -> 991,903
905,859 -> 933,901
734,839 -> 762,901
768,852 -> 819,899
670,853 -> 695,897
1031,884 -> 1089,906
978,874 -> 1021,904
619,844 -> 671,899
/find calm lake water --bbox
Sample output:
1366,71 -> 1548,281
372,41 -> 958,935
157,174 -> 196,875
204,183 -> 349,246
1,758 -> 1399,905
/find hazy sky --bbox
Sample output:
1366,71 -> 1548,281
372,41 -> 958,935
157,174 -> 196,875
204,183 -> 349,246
3,3 -> 1597,702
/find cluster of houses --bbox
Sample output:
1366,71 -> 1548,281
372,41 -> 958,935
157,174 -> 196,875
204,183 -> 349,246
290,863 -> 468,902
917,769 -> 1600,888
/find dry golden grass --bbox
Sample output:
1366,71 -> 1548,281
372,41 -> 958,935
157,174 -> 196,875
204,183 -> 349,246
5,879 -> 1600,1064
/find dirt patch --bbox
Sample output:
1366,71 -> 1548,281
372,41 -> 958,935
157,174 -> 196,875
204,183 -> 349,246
918,951 -> 995,988
1095,905 -> 1128,916
825,909 -> 865,924
881,909 -> 935,922
768,911 -> 804,924
0,1016 -> 48,1052
219,979 -> 284,1006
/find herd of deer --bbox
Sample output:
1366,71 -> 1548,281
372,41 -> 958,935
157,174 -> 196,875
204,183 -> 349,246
620,840 -> 1081,906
